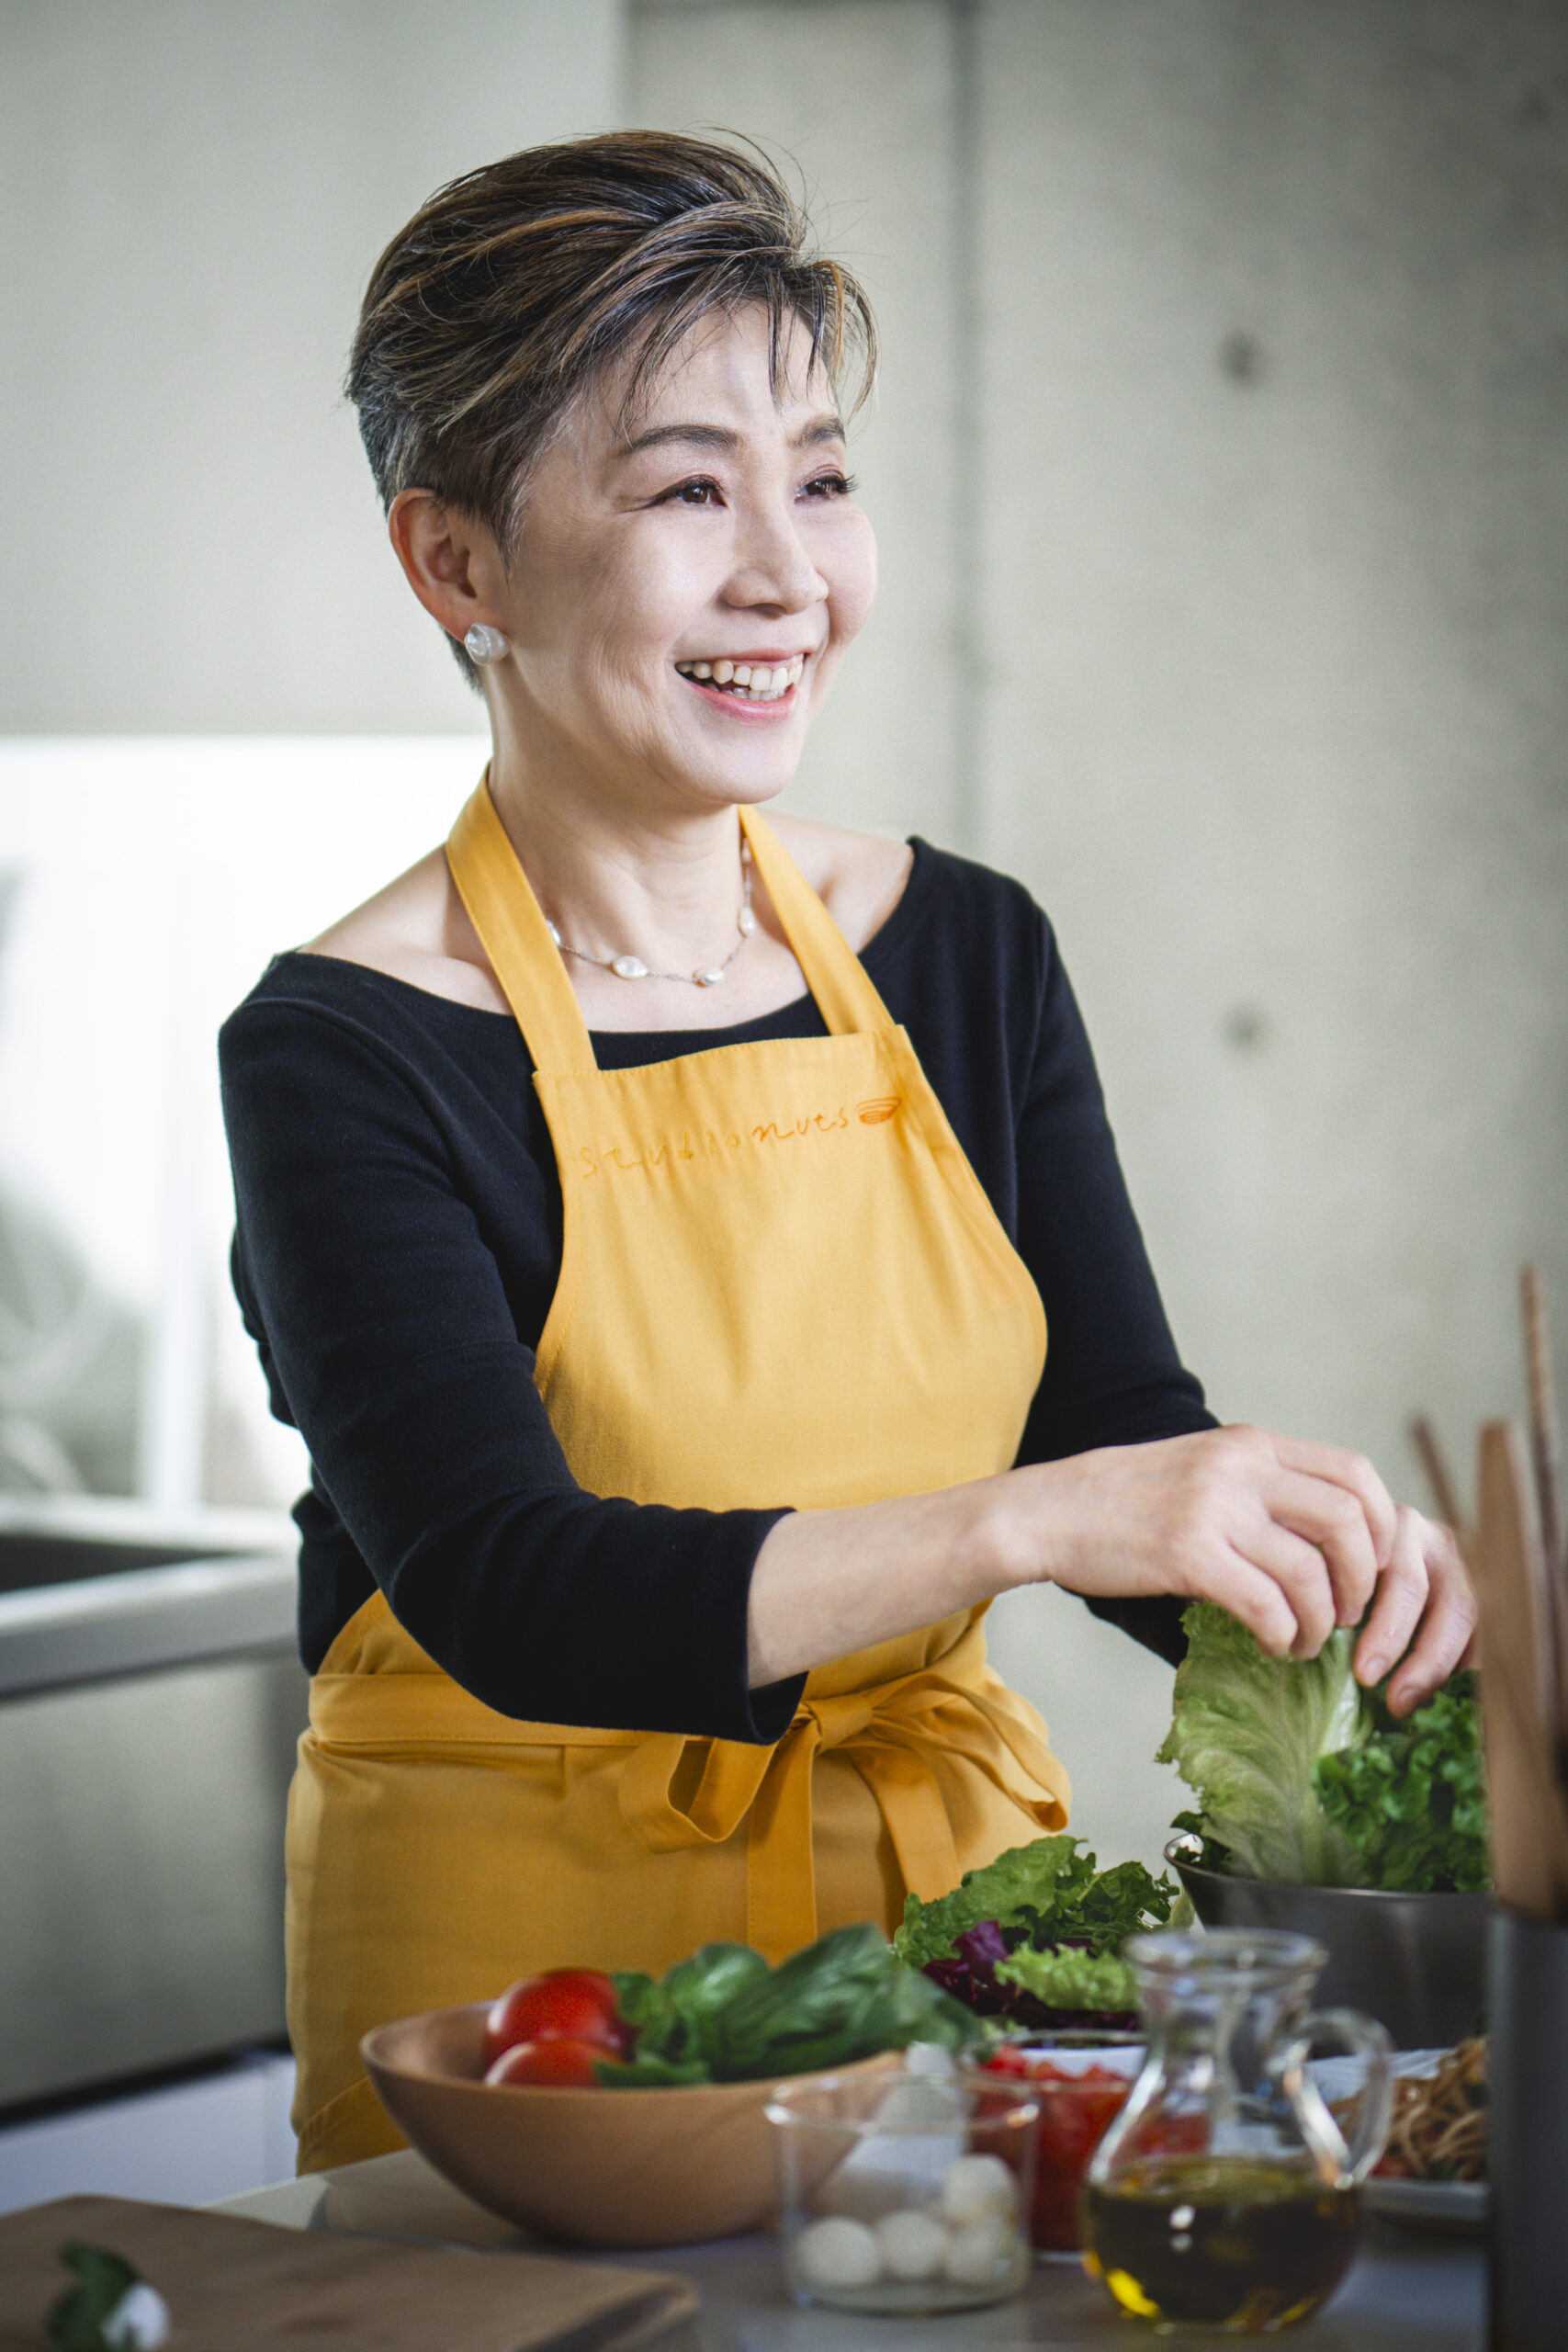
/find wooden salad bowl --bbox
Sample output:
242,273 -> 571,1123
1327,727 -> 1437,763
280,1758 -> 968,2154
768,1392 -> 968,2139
362,2003 -> 900,2248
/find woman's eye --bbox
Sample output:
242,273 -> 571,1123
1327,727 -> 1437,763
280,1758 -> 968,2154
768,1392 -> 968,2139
660,476 -> 722,506
803,471 -> 856,500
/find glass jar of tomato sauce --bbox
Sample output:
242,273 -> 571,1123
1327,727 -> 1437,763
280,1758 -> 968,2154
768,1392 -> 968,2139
976,2032 -> 1145,2257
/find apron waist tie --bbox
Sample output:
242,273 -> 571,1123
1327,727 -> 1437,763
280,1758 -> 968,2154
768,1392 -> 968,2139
306,1621 -> 1068,1969
618,1631 -> 1066,1962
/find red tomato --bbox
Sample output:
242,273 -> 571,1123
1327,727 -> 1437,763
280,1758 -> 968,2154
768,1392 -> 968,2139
484,2036 -> 606,2088
483,1968 -> 627,2068
982,2052 -> 1134,2254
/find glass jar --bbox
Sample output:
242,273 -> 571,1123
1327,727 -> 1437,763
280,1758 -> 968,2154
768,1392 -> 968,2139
975,2030 -> 1145,2256
1080,1928 -> 1393,2335
767,2060 -> 1038,2315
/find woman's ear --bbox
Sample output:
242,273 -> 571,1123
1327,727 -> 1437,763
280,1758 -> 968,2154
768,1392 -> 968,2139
388,490 -> 507,645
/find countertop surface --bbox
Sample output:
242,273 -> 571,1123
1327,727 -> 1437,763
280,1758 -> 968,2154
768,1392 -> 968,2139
219,2149 -> 1485,2349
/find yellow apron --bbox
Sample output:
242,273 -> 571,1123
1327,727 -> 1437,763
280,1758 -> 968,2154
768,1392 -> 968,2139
287,779 -> 1070,2171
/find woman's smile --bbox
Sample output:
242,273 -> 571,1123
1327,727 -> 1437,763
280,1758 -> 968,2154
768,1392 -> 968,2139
673,650 -> 809,716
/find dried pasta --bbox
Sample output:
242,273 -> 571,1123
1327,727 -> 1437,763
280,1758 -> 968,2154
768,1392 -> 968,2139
1375,2038 -> 1487,2182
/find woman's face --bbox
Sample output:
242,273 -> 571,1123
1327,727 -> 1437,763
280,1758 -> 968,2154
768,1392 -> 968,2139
485,304 -> 877,819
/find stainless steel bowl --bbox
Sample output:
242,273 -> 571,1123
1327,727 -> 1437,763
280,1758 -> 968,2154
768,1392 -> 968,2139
1163,1836 -> 1489,2051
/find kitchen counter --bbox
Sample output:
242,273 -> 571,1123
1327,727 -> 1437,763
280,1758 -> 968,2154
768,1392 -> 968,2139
219,2150 -> 1485,2348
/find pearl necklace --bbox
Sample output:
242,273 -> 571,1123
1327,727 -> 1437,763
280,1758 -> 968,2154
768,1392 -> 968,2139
545,837 -> 756,989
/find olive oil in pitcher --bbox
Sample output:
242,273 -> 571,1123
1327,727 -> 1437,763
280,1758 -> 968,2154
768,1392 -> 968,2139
1081,2156 -> 1358,2332
1080,1929 -> 1394,2335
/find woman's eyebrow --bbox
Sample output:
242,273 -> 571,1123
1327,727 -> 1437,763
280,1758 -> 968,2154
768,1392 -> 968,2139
617,412 -> 846,458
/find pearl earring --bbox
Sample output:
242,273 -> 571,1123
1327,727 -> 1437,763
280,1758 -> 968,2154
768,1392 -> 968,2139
464,624 -> 511,664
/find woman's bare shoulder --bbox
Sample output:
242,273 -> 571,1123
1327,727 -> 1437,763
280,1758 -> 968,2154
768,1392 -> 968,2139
762,812 -> 914,953
304,849 -> 507,1012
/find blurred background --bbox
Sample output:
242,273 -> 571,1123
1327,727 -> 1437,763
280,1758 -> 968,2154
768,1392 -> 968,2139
1,0 -> 1564,2200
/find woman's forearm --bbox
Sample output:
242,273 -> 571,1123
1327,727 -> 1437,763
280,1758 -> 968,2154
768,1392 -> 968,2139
745,1426 -> 1478,1712
745,1476 -> 1029,1686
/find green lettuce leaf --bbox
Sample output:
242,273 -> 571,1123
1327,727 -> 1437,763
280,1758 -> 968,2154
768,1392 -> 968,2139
1156,1602 -> 1371,1885
993,1944 -> 1140,2013
1314,1672 -> 1488,1892
891,1835 -> 1094,1970
892,1835 -> 1174,1969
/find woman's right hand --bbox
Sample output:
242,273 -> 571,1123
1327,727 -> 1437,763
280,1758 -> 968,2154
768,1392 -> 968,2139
1009,1423 -> 1401,1664
747,1421 -> 1476,1696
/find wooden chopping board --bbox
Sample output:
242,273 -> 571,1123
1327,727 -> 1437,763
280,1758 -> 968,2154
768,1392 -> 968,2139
0,2196 -> 698,2352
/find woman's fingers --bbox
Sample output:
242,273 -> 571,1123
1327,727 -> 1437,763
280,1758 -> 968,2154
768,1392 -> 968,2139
1193,1547 -> 1314,1660
1224,1515 -> 1339,1657
1361,1514 -> 1479,1714
1269,1434 -> 1400,1576
1256,1464 -> 1382,1631
1035,1430 -> 1472,1689
1349,1507 -> 1430,1689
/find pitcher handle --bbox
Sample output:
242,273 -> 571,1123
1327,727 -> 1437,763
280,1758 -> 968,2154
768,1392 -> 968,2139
1283,2007 -> 1395,2188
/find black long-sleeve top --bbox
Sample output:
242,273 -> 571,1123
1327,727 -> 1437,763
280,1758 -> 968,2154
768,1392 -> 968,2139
219,835 -> 1212,1747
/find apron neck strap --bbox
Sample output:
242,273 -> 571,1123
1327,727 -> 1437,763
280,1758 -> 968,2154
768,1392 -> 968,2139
445,777 -> 899,1072
738,807 -> 897,1039
447,776 -> 597,1070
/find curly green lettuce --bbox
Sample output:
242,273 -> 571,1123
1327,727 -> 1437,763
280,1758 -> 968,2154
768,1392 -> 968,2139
1314,1672 -> 1488,1893
891,1835 -> 1175,2022
1160,1603 -> 1490,1893
1156,1601 -> 1371,1885
993,1944 -> 1141,2014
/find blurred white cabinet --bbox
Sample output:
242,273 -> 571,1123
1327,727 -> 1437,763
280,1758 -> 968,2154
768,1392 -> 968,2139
0,2049 -> 296,2217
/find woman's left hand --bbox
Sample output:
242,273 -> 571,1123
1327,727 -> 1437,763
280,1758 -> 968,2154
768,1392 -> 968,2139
1351,1506 -> 1479,1715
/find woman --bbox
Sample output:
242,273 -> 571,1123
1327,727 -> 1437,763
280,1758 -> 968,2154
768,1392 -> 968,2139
220,132 -> 1475,2172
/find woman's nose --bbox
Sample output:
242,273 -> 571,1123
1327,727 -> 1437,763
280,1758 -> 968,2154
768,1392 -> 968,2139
724,499 -> 827,614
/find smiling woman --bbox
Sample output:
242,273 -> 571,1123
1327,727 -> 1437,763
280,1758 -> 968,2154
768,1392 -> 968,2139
217,131 -> 1475,2178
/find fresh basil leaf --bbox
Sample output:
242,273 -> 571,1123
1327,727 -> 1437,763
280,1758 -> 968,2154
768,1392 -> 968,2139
604,1925 -> 971,2087
593,2051 -> 712,2087
46,2244 -> 142,2352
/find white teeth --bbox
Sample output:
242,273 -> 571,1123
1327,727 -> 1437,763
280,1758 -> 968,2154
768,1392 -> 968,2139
675,655 -> 805,699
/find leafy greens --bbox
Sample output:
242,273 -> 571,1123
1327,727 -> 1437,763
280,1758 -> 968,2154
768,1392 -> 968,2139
1156,1600 -> 1371,1884
1314,1672 -> 1487,1892
1159,1600 -> 1488,1892
602,1922 -> 975,2086
891,1835 -> 1177,2024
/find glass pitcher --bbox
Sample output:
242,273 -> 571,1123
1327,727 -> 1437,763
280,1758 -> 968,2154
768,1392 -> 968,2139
1080,1928 -> 1393,2335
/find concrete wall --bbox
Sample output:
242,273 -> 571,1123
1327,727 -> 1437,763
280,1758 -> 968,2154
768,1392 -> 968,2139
4,1 -> 1564,1870
0,0 -> 623,733
631,0 -> 1568,1867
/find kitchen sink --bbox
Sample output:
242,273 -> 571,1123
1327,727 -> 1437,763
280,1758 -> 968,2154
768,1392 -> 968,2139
0,1503 -> 307,2112
0,1529 -> 254,1594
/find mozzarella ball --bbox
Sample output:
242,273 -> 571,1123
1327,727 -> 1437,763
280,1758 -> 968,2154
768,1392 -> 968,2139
103,2287 -> 172,2351
874,2208 -> 949,2280
943,2212 -> 1020,2289
795,2215 -> 882,2290
940,2152 -> 1018,2224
